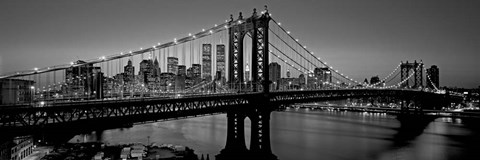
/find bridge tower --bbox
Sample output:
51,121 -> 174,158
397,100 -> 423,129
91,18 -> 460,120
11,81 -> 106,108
218,6 -> 277,160
400,60 -> 423,89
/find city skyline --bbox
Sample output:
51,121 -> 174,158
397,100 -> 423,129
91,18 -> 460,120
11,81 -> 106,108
0,0 -> 479,88
1,2 -> 479,160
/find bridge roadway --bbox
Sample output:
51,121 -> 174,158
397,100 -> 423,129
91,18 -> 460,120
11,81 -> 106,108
0,89 -> 458,134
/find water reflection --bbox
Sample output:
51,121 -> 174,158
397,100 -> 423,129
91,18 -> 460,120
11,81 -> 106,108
70,109 -> 480,160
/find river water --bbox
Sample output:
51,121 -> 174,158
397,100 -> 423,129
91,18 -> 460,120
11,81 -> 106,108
70,108 -> 480,160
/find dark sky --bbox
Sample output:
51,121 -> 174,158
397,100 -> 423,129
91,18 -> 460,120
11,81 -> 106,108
1,0 -> 479,88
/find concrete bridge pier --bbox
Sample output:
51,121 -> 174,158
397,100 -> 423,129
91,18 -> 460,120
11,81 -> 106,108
217,111 -> 249,160
217,94 -> 277,160
247,108 -> 277,160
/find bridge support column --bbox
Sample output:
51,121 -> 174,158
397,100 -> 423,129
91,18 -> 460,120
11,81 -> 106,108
217,111 -> 248,160
249,109 -> 276,159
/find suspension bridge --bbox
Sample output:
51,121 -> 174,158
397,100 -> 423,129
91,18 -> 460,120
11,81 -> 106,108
0,6 -> 465,159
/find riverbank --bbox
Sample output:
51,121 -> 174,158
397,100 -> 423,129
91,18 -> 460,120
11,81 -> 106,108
38,142 -> 198,160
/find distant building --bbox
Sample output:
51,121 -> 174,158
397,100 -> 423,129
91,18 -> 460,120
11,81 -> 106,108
175,76 -> 186,92
318,67 -> 332,83
153,58 -> 161,77
177,65 -> 187,76
286,69 -> 291,78
160,73 -> 176,92
216,44 -> 226,80
91,67 -> 104,99
426,65 -> 439,89
202,44 -> 212,80
299,74 -> 305,86
363,78 -> 369,85
0,79 -> 34,105
186,67 -> 194,79
8,136 -> 34,160
124,59 -> 135,83
192,64 -> 201,78
192,64 -> 202,84
65,60 -> 103,98
245,63 -> 250,82
370,76 -> 380,86
167,57 -> 179,75
139,59 -> 154,84
269,62 -> 281,89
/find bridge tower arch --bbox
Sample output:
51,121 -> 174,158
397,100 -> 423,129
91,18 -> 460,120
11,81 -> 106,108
219,6 -> 277,160
227,7 -> 271,93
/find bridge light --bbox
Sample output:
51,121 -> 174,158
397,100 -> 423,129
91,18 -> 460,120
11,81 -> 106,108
70,62 -> 74,65
202,29 -> 205,32
278,22 -> 281,26
287,31 -> 291,34
209,30 -> 213,34
34,67 -> 38,71
295,39 -> 299,42
224,25 -> 228,29
188,33 -> 192,36
193,35 -> 196,39
214,24 -> 217,27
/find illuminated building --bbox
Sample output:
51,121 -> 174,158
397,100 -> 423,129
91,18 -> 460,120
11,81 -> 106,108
202,44 -> 212,80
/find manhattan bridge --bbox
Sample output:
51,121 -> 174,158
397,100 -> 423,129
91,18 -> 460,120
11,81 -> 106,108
0,6 -> 466,160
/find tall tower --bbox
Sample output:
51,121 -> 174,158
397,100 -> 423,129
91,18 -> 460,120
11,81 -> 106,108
245,63 -> 250,81
426,65 -> 439,89
202,44 -> 212,81
216,44 -> 226,81
219,7 -> 276,160
124,59 -> 135,83
400,60 -> 423,88
167,57 -> 178,74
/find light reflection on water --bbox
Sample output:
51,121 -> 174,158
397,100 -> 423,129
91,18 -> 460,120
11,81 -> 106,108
70,109 -> 479,160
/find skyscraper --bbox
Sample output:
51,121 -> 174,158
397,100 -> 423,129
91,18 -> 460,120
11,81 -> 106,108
167,57 -> 178,74
192,64 -> 201,78
427,65 -> 439,89
191,63 -> 202,84
177,65 -> 186,76
216,44 -> 226,80
124,59 -> 135,83
65,60 -> 102,97
202,44 -> 212,80
245,63 -> 250,82
370,76 -> 380,86
153,58 -> 161,77
269,62 -> 281,84
139,59 -> 154,84
319,67 -> 332,83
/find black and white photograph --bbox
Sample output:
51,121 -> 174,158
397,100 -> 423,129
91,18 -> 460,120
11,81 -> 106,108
1,0 -> 479,160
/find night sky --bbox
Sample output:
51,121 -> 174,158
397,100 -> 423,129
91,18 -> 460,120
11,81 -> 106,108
0,0 -> 479,88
